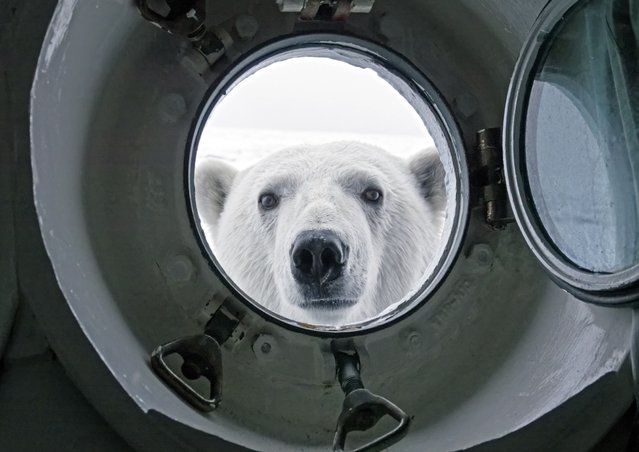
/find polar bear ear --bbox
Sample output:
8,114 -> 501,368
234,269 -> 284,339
194,158 -> 238,226
408,151 -> 447,211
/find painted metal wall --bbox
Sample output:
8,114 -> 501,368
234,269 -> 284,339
1,1 -> 636,451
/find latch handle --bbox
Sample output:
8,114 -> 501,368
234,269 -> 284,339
333,388 -> 410,452
332,348 -> 410,452
150,334 -> 222,411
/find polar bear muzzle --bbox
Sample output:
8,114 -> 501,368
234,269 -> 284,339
289,229 -> 356,310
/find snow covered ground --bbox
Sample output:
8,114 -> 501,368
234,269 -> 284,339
196,127 -> 435,169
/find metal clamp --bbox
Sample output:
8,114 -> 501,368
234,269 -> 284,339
137,0 -> 206,40
150,334 -> 222,411
332,347 -> 410,452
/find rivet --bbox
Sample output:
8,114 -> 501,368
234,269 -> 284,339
454,92 -> 478,120
235,14 -> 259,41
378,14 -> 402,40
468,244 -> 494,273
158,93 -> 187,124
164,254 -> 195,283
253,334 -> 278,361
406,331 -> 423,351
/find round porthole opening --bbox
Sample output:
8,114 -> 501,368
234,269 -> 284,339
188,35 -> 468,334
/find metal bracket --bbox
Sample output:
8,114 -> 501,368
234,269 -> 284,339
332,344 -> 410,452
151,334 -> 223,411
276,0 -> 375,21
137,0 -> 206,40
471,128 -> 515,230
150,306 -> 240,411
136,0 -> 229,69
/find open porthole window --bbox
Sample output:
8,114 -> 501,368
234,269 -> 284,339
504,0 -> 639,305
188,36 -> 468,333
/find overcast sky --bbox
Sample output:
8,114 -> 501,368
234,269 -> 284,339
203,57 -> 431,136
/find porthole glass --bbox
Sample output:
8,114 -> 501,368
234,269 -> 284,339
505,0 -> 639,298
188,36 -> 468,332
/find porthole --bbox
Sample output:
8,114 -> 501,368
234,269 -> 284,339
187,34 -> 469,334
504,0 -> 639,304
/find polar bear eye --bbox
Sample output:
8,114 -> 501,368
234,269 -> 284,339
259,193 -> 279,210
362,188 -> 382,203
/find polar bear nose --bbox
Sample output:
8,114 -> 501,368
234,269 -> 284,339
290,230 -> 347,286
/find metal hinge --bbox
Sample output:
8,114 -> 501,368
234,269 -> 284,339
276,0 -> 375,21
471,128 -> 515,230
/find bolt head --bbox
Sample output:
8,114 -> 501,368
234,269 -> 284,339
158,93 -> 187,124
252,334 -> 278,361
407,331 -> 423,350
164,255 -> 195,283
469,244 -> 494,272
235,14 -> 259,41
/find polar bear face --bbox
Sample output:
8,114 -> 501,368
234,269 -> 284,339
195,142 -> 446,325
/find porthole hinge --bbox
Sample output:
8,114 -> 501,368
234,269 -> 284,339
471,128 -> 515,230
276,0 -> 375,21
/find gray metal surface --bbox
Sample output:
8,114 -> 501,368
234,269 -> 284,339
4,0 -> 634,451
0,303 -> 133,451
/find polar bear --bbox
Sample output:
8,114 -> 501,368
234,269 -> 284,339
195,141 -> 446,325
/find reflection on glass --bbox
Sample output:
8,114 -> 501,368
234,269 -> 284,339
525,0 -> 639,273
194,56 -> 452,326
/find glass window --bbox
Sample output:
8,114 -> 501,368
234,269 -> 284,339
524,0 -> 639,273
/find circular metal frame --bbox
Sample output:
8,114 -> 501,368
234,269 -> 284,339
504,0 -> 639,305
28,1 -> 636,449
186,33 -> 470,335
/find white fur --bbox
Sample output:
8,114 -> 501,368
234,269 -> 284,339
195,141 -> 446,325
